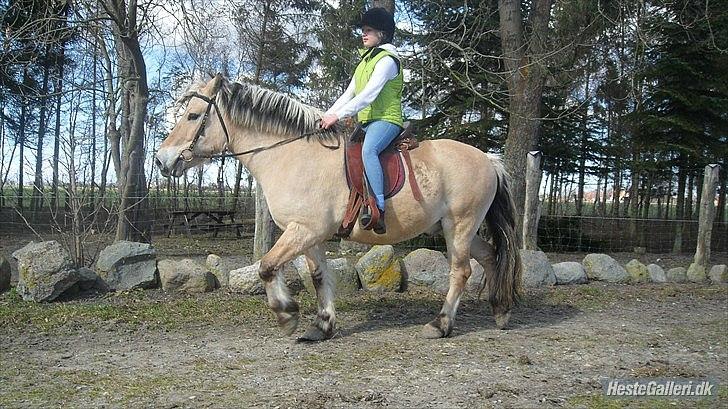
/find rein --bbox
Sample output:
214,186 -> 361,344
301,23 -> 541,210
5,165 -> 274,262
178,92 -> 340,163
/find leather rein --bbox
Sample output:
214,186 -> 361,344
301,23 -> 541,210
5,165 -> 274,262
178,91 -> 340,163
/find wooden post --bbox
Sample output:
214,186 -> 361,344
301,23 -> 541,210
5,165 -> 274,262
522,151 -> 542,250
253,181 -> 275,260
688,164 -> 720,282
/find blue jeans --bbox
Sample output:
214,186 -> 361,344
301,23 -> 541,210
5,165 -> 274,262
362,120 -> 402,210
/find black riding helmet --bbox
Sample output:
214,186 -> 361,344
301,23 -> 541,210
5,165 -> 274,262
358,7 -> 395,41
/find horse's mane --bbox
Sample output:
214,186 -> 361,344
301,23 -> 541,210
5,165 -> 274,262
176,77 -> 343,144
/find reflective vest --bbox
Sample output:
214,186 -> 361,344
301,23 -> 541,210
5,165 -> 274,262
353,47 -> 404,127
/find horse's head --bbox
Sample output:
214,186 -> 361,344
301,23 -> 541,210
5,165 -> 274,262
156,74 -> 228,177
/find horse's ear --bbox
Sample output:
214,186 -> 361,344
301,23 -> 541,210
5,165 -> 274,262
210,72 -> 224,94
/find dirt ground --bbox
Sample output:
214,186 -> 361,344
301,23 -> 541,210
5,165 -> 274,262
1,233 -> 727,408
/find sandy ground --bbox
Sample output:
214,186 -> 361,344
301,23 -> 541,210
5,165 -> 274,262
1,233 -> 727,408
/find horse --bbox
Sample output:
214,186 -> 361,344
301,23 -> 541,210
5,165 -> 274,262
156,74 -> 522,341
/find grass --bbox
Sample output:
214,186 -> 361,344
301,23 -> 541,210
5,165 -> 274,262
0,289 -> 272,332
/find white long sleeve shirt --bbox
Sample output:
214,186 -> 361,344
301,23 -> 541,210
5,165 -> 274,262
325,43 -> 400,120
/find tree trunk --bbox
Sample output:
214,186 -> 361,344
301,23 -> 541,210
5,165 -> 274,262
686,171 -> 694,220
673,160 -> 687,253
18,96 -> 26,210
32,50 -> 52,211
498,0 -> 553,230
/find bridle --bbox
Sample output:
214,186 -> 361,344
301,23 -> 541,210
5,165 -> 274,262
176,91 -> 340,165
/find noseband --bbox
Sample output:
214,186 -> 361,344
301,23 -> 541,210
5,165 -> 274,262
177,91 -> 340,165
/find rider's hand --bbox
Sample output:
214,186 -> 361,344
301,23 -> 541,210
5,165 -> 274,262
320,113 -> 339,129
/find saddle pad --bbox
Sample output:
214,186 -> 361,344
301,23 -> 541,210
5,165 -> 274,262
344,142 -> 405,199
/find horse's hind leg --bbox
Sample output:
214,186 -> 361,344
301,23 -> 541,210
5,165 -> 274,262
422,217 -> 477,338
298,245 -> 336,342
470,235 -> 510,329
258,223 -> 325,336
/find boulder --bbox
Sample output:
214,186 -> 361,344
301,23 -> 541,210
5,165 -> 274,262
625,259 -> 650,283
552,262 -> 588,285
355,246 -> 402,292
231,261 -> 303,295
96,241 -> 158,291
666,267 -> 687,283
293,256 -> 360,295
709,265 -> 728,284
12,241 -> 78,302
205,254 -> 251,288
647,264 -> 667,283
582,254 -> 629,283
0,254 -> 10,292
520,250 -> 556,287
687,263 -> 707,283
402,248 -> 450,293
76,267 -> 110,292
158,259 -> 216,293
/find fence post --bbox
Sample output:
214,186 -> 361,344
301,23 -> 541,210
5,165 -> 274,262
522,151 -> 542,250
688,164 -> 721,282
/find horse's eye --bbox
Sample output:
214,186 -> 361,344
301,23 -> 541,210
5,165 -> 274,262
187,113 -> 200,120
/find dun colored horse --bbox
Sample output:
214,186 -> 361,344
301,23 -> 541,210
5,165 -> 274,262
156,74 -> 522,341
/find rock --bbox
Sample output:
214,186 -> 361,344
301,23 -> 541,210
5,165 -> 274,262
0,254 -> 10,292
552,262 -> 588,285
76,267 -> 110,292
158,259 -> 216,293
687,263 -> 707,283
339,239 -> 372,255
666,267 -> 687,283
625,259 -> 650,283
709,265 -> 728,284
229,262 -> 265,295
520,250 -> 556,287
293,256 -> 360,295
96,241 -> 158,291
355,246 -> 402,292
205,254 -> 251,288
230,261 -> 303,295
633,247 -> 646,255
582,253 -> 629,283
647,264 -> 667,283
402,248 -> 450,293
12,241 -> 78,302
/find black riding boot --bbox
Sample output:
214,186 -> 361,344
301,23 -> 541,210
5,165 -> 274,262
374,209 -> 386,235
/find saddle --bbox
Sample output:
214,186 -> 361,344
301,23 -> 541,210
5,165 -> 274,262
336,122 -> 423,238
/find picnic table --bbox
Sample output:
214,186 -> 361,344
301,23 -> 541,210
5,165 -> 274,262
165,209 -> 252,238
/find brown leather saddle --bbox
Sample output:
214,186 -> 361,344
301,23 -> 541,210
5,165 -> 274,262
337,122 -> 423,238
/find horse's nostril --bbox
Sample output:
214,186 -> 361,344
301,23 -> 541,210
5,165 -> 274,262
155,157 -> 168,176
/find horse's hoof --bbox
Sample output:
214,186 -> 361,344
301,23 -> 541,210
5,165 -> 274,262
421,319 -> 451,339
277,311 -> 299,336
296,325 -> 333,343
494,310 -> 511,330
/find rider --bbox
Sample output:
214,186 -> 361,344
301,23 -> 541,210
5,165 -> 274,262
320,7 -> 403,235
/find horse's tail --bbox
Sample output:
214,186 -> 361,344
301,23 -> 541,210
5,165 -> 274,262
483,154 -> 523,315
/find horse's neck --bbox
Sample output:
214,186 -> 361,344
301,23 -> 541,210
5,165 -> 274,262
229,127 -> 340,191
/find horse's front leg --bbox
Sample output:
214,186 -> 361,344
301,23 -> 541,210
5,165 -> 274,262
258,222 -> 324,336
298,245 -> 336,342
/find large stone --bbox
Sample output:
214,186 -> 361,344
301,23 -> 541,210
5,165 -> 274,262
687,263 -> 707,283
709,265 -> 728,284
95,241 -> 158,291
293,256 -> 360,295
552,262 -> 588,285
230,261 -> 303,295
582,254 -> 629,283
76,267 -> 110,292
666,267 -> 687,283
205,254 -> 251,288
625,259 -> 650,283
0,254 -> 10,292
158,259 -> 216,293
355,246 -> 402,292
402,248 -> 450,293
12,241 -> 78,302
521,250 -> 556,287
647,264 -> 667,283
